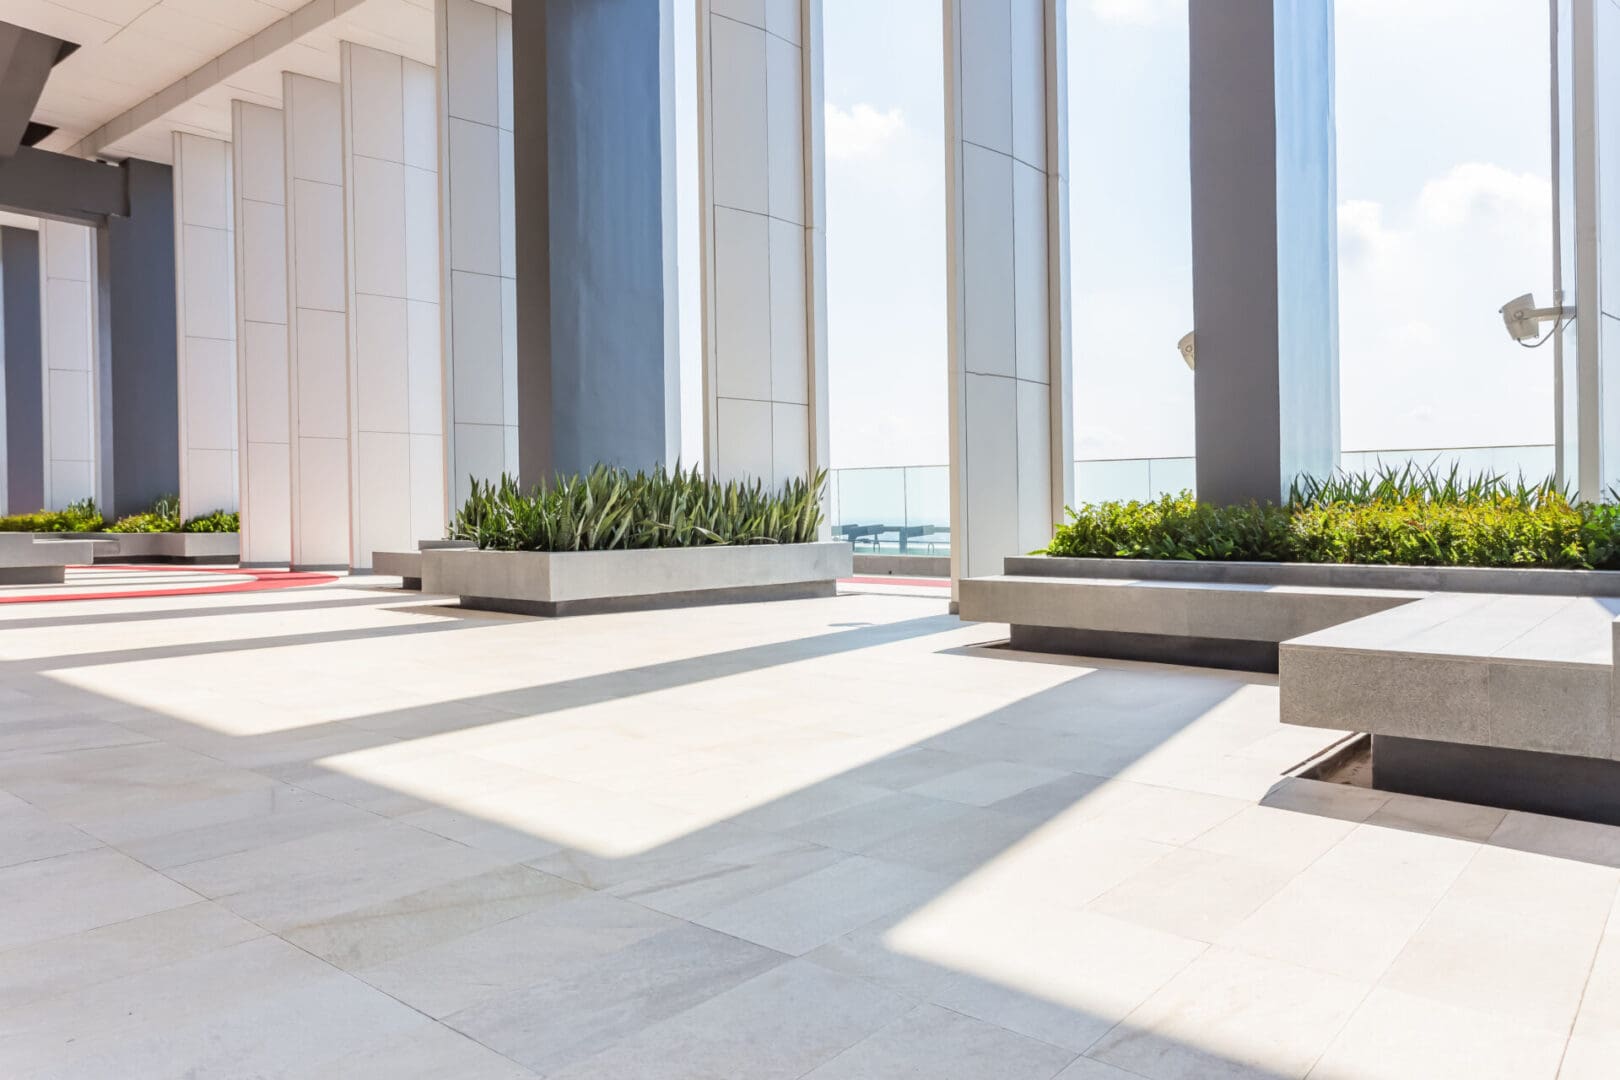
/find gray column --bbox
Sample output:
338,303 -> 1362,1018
1556,0 -> 1620,500
697,0 -> 829,490
106,158 -> 181,517
1,226 -> 42,514
945,0 -> 1073,587
38,218 -> 100,510
512,0 -> 679,482
1190,0 -> 1339,505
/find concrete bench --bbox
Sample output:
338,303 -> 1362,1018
958,572 -> 1423,671
0,534 -> 98,584
1281,594 -> 1620,823
371,540 -> 475,590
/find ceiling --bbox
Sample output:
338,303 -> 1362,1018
3,0 -> 436,163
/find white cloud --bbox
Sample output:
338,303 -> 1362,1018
1417,161 -> 1550,232
824,103 -> 905,162
1089,0 -> 1182,28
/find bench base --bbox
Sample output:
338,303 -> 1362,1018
1008,625 -> 1279,673
1374,735 -> 1620,828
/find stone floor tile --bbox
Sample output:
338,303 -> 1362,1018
551,959 -> 915,1080
0,797 -> 101,869
610,839 -> 847,920
1306,986 -> 1565,1080
301,1021 -> 539,1079
280,863 -> 588,970
1088,947 -> 1369,1080
1489,810 -> 1620,868
695,854 -> 948,956
863,806 -> 1038,876
782,790 -> 974,854
0,900 -> 263,1012
1053,1058 -> 1150,1080
1364,791 -> 1507,842
1089,845 -> 1297,943
908,761 -> 1076,806
360,890 -> 677,1018
444,922 -> 787,1074
0,847 -> 199,952
803,1003 -> 1077,1080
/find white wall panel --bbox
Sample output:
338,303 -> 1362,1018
438,0 -> 517,507
37,219 -> 98,510
343,42 -> 446,569
173,131 -> 239,517
233,100 -> 291,565
946,0 -> 1071,588
700,0 -> 827,489
284,73 -> 351,568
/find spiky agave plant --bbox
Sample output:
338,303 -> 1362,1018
449,465 -> 826,552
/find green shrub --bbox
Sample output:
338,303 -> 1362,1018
107,512 -> 179,534
0,498 -> 104,533
181,510 -> 240,533
1048,465 -> 1620,571
451,465 -> 825,552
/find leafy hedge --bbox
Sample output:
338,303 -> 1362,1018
1048,467 -> 1620,570
451,465 -> 825,552
0,495 -> 238,535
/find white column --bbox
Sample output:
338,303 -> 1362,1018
173,132 -> 239,518
1558,0 -> 1620,500
944,0 -> 1072,588
437,0 -> 516,506
37,218 -> 100,510
283,73 -> 351,569
341,42 -> 446,569
697,0 -> 828,489
233,100 -> 292,566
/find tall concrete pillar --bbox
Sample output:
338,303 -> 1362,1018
697,0 -> 828,489
1,225 -> 42,514
1556,0 -> 1620,501
172,133 -> 239,518
105,159 -> 180,518
512,0 -> 680,482
437,0 -> 517,506
1189,0 -> 1340,505
341,42 -> 446,568
283,73 -> 350,569
37,218 -> 100,510
232,100 -> 292,566
945,0 -> 1073,588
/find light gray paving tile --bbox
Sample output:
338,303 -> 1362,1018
1380,849 -> 1615,1034
610,840 -> 846,920
164,819 -> 509,931
300,1020 -> 538,1079
1364,792 -> 1507,843
444,922 -> 787,1074
989,770 -> 1113,822
528,819 -> 769,891
1306,986 -> 1564,1080
1089,845 -> 1296,943
1089,947 -> 1368,1080
803,1003 -> 1076,1080
0,935 -> 426,1078
552,959 -> 914,1080
0,797 -> 100,868
908,761 -> 1074,806
1053,1058 -> 1147,1080
0,847 -> 199,951
695,855 -> 948,956
863,807 -> 1035,875
1489,809 -> 1620,868
783,791 -> 974,854
0,900 -> 263,1012
281,864 -> 587,970
360,890 -> 677,1018
837,746 -> 983,790
109,782 -> 379,869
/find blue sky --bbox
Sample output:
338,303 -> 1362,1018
678,0 -> 1558,470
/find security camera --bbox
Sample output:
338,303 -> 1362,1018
1499,293 -> 1570,343
1177,331 -> 1195,371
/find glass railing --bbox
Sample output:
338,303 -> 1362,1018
828,444 -> 1556,558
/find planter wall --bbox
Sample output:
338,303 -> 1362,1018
0,534 -> 96,584
421,542 -> 853,616
36,532 -> 240,565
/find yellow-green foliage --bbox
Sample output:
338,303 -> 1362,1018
0,499 -> 103,533
451,465 -> 825,552
1048,466 -> 1620,570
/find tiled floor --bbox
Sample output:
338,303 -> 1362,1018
2,579 -> 1619,1078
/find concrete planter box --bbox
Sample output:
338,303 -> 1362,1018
41,531 -> 239,565
421,542 -> 853,616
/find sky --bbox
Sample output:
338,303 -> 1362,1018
676,0 -> 1559,470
